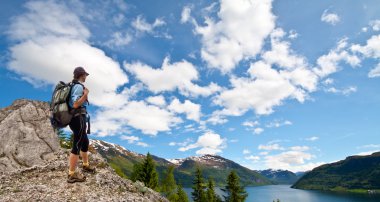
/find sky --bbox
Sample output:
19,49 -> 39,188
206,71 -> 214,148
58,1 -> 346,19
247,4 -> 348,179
0,0 -> 379,172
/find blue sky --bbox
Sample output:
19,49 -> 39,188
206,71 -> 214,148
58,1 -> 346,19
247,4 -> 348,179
1,0 -> 380,172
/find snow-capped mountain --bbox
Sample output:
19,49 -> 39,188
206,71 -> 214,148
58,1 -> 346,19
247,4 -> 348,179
89,139 -> 272,187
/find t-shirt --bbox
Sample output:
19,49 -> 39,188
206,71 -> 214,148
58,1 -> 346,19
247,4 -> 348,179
69,83 -> 89,109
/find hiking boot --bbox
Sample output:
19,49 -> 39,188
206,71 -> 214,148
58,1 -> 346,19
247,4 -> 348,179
82,164 -> 96,174
67,172 -> 86,183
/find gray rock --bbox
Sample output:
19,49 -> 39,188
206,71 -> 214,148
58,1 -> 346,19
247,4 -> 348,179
0,99 -> 169,202
0,99 -> 60,173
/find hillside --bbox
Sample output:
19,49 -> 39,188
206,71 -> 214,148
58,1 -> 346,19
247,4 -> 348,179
258,169 -> 299,184
292,152 -> 380,192
91,139 -> 272,187
0,99 -> 167,201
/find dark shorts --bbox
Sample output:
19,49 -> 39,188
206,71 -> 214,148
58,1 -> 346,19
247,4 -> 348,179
69,114 -> 89,155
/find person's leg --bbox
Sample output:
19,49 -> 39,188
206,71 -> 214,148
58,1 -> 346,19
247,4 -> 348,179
80,151 -> 88,166
68,115 -> 84,175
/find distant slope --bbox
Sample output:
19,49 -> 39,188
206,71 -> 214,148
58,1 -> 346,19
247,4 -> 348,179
90,139 -> 272,187
292,152 -> 380,191
258,169 -> 298,184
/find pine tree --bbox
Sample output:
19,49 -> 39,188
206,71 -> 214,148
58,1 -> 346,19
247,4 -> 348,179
176,184 -> 189,202
161,165 -> 177,201
206,177 -> 222,202
191,167 -> 207,202
131,152 -> 159,190
223,170 -> 248,202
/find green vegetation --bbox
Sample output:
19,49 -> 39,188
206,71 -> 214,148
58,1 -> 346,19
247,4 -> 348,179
160,166 -> 177,201
206,177 -> 223,202
175,184 -> 189,202
131,152 -> 159,190
223,170 -> 248,202
57,128 -> 72,149
292,152 -> 380,193
191,167 -> 207,202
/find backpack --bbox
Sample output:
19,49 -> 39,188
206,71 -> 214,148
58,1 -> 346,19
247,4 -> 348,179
49,81 -> 83,128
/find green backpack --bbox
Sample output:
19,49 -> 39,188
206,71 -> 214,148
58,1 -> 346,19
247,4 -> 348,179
50,81 -> 76,128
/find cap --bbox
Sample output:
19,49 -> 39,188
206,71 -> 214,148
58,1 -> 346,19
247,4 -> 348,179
73,66 -> 89,78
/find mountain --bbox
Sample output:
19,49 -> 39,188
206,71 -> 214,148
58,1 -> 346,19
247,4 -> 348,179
91,139 -> 272,187
0,99 -> 167,201
257,169 -> 299,184
292,152 -> 380,192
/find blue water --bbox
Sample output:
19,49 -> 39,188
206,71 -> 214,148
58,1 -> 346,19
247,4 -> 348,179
184,185 -> 380,202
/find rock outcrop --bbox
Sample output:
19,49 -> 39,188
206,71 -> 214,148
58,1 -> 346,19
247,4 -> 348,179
0,99 -> 168,201
0,99 -> 59,173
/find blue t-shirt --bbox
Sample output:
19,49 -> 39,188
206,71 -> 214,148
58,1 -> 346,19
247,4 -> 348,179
69,84 -> 89,109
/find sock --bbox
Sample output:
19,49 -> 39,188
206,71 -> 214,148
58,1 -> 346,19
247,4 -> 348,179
83,162 -> 89,167
69,169 -> 75,176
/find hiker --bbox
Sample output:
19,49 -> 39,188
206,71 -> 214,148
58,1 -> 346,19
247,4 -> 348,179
67,67 -> 96,183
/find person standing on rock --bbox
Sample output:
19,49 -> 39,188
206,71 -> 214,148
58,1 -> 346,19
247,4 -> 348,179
67,67 -> 96,183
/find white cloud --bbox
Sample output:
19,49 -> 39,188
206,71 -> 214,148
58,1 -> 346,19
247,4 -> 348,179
370,20 -> 380,31
169,138 -> 193,147
137,142 -> 149,147
306,136 -> 319,141
264,150 -> 323,172
193,0 -> 276,73
253,128 -> 264,135
124,57 -> 221,97
325,86 -> 357,96
242,120 -> 259,127
120,135 -> 140,143
259,151 -> 269,156
243,149 -> 251,154
92,101 -> 181,136
146,95 -> 166,107
104,31 -> 132,48
321,10 -> 340,25
132,15 -> 165,33
181,6 -> 192,23
245,155 -> 260,162
7,0 -> 130,110
266,120 -> 292,128
168,98 -> 201,122
368,63 -> 380,78
178,131 -> 227,155
258,143 -> 284,151
314,38 -> 361,78
323,78 -> 334,85
213,61 -> 310,116
288,30 -> 298,39
356,150 -> 378,156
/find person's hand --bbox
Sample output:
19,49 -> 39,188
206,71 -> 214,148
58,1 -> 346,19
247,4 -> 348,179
83,88 -> 89,95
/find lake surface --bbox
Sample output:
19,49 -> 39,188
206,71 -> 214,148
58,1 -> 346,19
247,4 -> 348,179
184,185 -> 380,202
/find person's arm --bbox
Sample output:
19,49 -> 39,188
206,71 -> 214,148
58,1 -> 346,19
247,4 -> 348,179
73,88 -> 89,109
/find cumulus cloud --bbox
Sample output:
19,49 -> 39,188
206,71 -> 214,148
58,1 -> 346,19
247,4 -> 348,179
124,57 -> 222,97
369,20 -> 380,31
264,149 -> 323,172
245,155 -> 260,162
242,120 -> 259,127
120,135 -> 140,143
314,38 -> 360,77
181,6 -> 192,23
7,0 -> 129,109
178,131 -> 227,155
243,149 -> 251,154
192,0 -> 275,73
146,95 -> 166,107
104,31 -> 132,48
321,9 -> 340,25
168,99 -> 201,122
253,128 -> 264,135
92,100 -> 182,136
